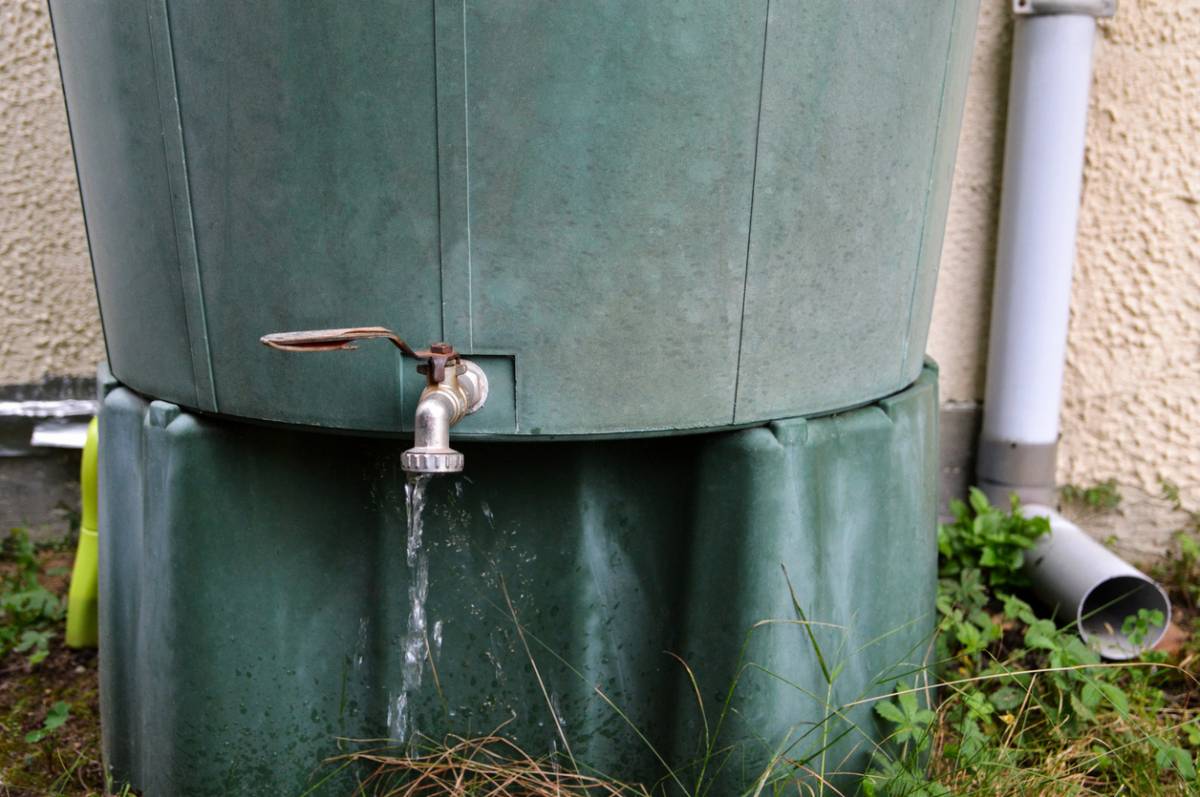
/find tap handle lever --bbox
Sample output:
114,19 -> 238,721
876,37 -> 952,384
260,326 -> 459,383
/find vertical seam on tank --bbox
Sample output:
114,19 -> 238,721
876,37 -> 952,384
46,3 -> 114,383
147,0 -> 219,412
164,0 -> 219,410
462,0 -> 474,351
432,0 -> 446,341
730,0 -> 773,424
898,0 -> 959,386
433,0 -> 472,350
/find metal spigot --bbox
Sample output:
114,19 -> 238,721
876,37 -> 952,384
260,327 -> 488,474
404,343 -> 488,473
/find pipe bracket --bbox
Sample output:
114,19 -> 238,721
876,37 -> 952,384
1013,0 -> 1116,17
977,437 -> 1059,495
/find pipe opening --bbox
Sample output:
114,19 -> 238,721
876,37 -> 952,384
1078,575 -> 1171,660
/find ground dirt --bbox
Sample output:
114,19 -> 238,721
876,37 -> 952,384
0,550 -> 105,797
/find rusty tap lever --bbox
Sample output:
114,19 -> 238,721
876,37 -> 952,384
260,326 -> 489,474
260,326 -> 463,384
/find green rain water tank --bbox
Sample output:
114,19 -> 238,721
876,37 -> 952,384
50,0 -> 977,436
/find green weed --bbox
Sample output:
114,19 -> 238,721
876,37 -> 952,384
1152,479 -> 1200,612
938,487 -> 1049,589
25,700 -> 72,744
1060,480 -> 1123,511
866,490 -> 1198,796
1124,608 -> 1167,649
1,527 -> 65,665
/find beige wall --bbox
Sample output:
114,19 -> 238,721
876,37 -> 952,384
930,0 -> 1200,551
0,1 -> 101,385
2,1 -> 1197,542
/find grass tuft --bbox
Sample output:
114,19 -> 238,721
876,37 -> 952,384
330,729 -> 651,796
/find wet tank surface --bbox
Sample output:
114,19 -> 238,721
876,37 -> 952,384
99,365 -> 938,795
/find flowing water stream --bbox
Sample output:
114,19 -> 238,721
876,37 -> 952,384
388,473 -> 432,740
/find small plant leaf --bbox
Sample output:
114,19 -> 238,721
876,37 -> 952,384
989,686 -> 1022,711
1096,682 -> 1129,715
875,700 -> 906,726
1155,741 -> 1198,781
43,701 -> 71,731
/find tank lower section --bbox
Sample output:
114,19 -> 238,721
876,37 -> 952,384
98,365 -> 939,796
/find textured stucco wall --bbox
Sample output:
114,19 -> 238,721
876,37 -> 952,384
930,0 -> 1200,550
931,1 -> 1012,405
0,1 -> 101,386
1,1 -> 1196,544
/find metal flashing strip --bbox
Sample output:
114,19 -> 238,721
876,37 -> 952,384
146,0 -> 218,411
1013,0 -> 1116,18
0,400 -> 96,419
31,422 -> 92,450
0,400 -> 96,457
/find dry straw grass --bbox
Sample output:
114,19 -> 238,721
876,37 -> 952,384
331,730 -> 651,797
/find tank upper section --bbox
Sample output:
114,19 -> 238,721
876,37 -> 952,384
50,0 -> 978,437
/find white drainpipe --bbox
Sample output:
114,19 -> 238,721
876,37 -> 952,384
977,0 -> 1169,659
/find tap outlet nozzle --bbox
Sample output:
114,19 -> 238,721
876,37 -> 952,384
401,359 -> 488,475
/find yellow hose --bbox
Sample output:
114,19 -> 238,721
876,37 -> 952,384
65,417 -> 99,648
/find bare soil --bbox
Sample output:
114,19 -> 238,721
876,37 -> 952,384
0,550 -> 104,797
